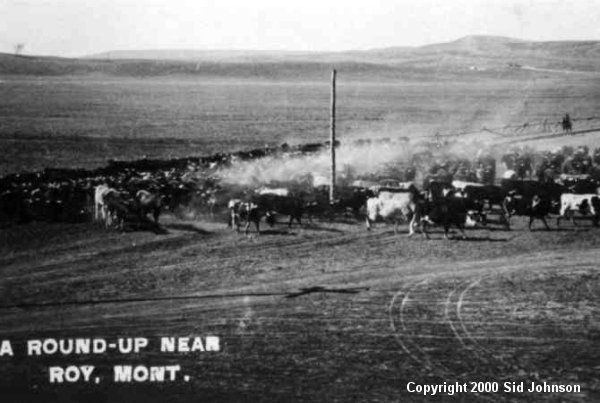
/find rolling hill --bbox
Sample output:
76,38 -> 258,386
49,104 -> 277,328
1,35 -> 599,79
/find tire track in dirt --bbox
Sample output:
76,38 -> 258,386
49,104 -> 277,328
388,255 -> 600,397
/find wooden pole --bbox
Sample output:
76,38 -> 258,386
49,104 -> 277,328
330,69 -> 336,203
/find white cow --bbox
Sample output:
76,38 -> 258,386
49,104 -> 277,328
451,180 -> 483,193
365,191 -> 420,235
227,198 -> 243,229
558,193 -> 600,226
94,185 -> 111,223
502,170 -> 517,180
94,185 -> 127,228
255,187 -> 289,197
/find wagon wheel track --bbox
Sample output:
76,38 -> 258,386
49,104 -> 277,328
448,270 -> 521,377
451,265 -> 600,383
389,274 -> 498,402
388,275 -> 440,374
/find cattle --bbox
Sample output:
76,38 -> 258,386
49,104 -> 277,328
333,186 -> 375,218
238,202 -> 262,234
103,191 -> 130,230
302,188 -> 330,222
370,181 -> 418,195
94,185 -> 134,228
227,198 -> 243,229
419,195 -> 478,240
365,190 -> 420,235
135,190 -> 163,224
94,185 -> 109,222
500,179 -> 564,205
423,179 -> 453,201
460,185 -> 508,219
229,192 -> 304,233
557,193 -> 600,227
556,174 -> 599,194
251,193 -> 304,228
503,170 -> 517,180
205,193 -> 217,217
503,194 -> 552,230
451,180 -> 482,193
256,187 -> 289,197
300,185 -> 374,221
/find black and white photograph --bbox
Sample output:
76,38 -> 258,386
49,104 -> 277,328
0,0 -> 599,401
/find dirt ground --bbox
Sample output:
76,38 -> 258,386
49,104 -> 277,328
0,210 -> 598,402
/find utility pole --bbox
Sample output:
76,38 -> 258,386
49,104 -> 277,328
330,69 -> 336,203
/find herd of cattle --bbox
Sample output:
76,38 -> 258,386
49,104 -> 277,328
0,141 -> 338,227
3,141 -> 600,239
226,174 -> 600,239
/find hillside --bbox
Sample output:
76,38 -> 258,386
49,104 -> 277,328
1,36 -> 599,78
87,35 -> 600,71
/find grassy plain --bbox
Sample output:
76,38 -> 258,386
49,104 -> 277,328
2,71 -> 600,175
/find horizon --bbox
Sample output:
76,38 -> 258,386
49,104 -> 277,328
4,34 -> 600,60
1,0 -> 600,57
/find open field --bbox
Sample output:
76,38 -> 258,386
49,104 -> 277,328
2,71 -> 600,175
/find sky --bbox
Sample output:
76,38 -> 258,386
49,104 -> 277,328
0,0 -> 599,57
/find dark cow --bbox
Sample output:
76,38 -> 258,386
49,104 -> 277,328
423,179 -> 453,201
459,184 -> 509,226
461,185 -> 506,210
557,175 -> 598,194
500,179 -> 564,209
332,186 -> 376,218
233,192 -> 304,231
238,202 -> 262,234
135,190 -> 163,224
502,194 -> 552,230
418,195 -> 478,240
103,191 -> 131,230
253,193 -> 303,228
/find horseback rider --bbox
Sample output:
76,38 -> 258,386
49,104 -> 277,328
562,113 -> 572,134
